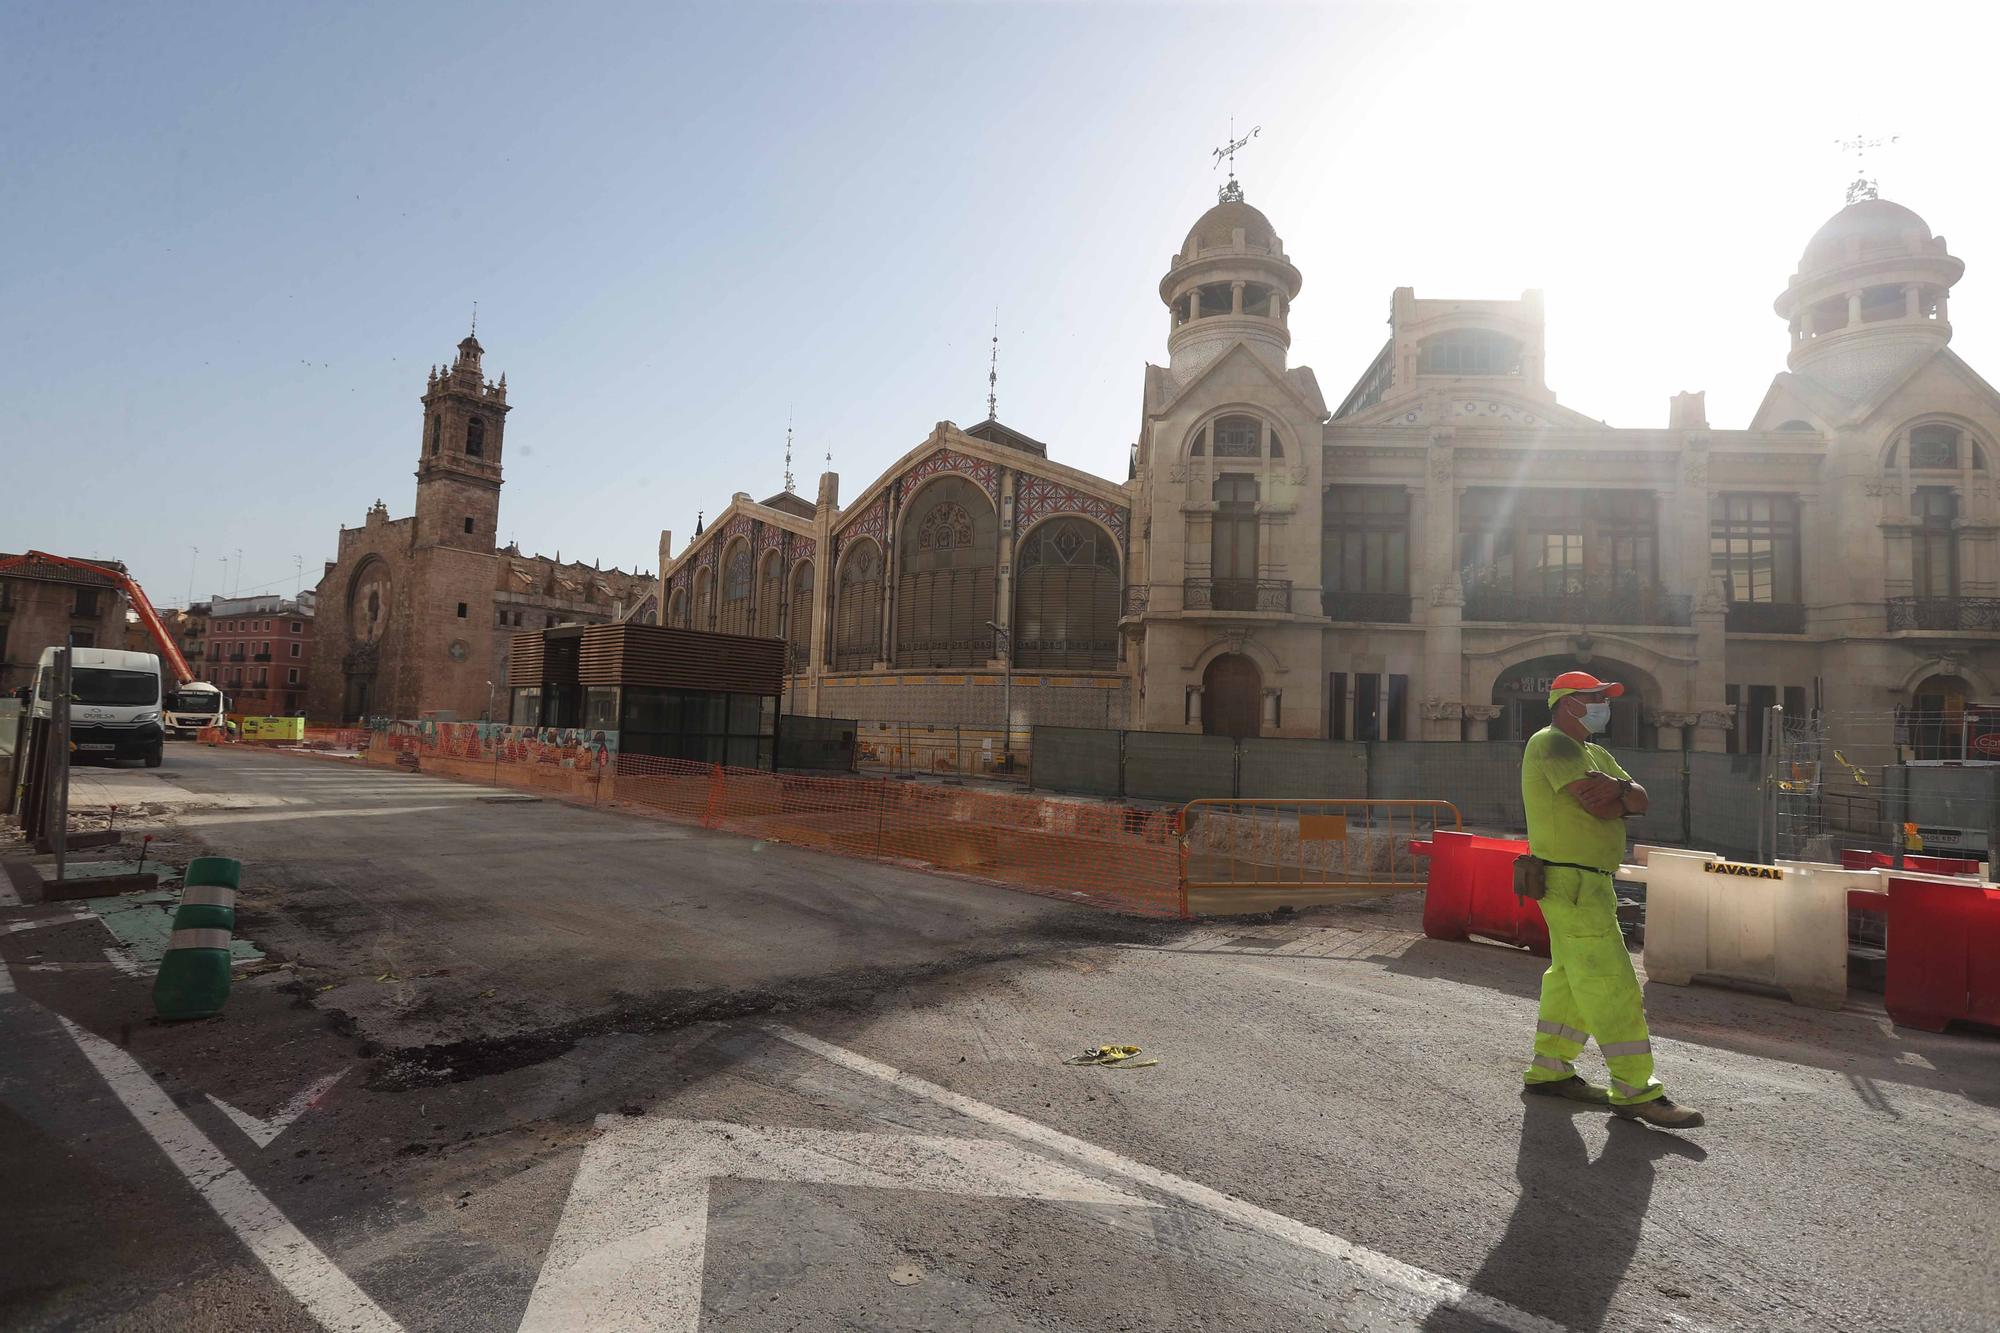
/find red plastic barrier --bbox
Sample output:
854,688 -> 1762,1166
1419,830 -> 1550,955
1840,849 -> 1982,875
1884,875 -> 2000,1034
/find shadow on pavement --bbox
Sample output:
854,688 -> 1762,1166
1382,936 -> 2000,1112
1423,1103 -> 1706,1332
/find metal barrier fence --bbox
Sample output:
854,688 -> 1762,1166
852,720 -> 1027,782
364,733 -> 1179,916
1179,799 -> 1462,914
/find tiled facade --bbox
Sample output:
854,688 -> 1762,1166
305,333 -> 655,723
663,182 -> 2000,754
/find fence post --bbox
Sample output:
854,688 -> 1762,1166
1231,738 -> 1242,800
1117,728 -> 1127,799
703,763 -> 725,829
875,776 -> 888,856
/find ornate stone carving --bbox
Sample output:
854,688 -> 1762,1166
1427,581 -> 1465,608
1681,451 -> 1708,488
1167,464 -> 1189,484
1653,710 -> 1701,728
1463,704 -> 1504,721
1864,478 -> 1896,497
1697,710 -> 1736,731
1419,699 -> 1465,720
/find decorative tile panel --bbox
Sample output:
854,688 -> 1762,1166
1014,473 -> 1129,542
905,448 -> 999,503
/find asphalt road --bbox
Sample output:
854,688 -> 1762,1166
2,742 -> 1995,1332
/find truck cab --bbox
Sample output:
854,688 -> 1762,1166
164,680 -> 228,738
32,646 -> 165,767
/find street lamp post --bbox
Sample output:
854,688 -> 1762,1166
986,620 -> 1012,774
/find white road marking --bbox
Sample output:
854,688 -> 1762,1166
768,1024 -> 1567,1333
7,911 -> 94,932
55,1015 -> 404,1333
102,947 -> 144,977
518,1115 -> 1145,1333
209,1066 -> 353,1148
175,804 -> 464,827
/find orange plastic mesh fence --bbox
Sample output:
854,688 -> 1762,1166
363,735 -> 1181,916
1180,798 -> 1462,898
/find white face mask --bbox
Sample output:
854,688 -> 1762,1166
1580,700 -> 1613,734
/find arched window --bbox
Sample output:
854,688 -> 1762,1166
718,539 -> 753,635
896,477 -> 998,667
755,550 -> 783,638
1910,424 -> 1961,470
1211,415 -> 1263,458
430,415 -> 441,454
466,416 -> 486,458
787,561 -> 814,672
1777,419 -> 1816,432
1418,330 -> 1522,376
692,566 -> 714,630
666,587 -> 687,628
1015,519 -> 1120,670
833,540 -> 883,671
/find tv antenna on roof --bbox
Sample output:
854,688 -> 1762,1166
1835,133 -> 1899,205
1212,118 -> 1260,203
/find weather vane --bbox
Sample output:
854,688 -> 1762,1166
1212,118 -> 1260,203
1835,133 -> 1899,205
470,299 -> 478,337
986,309 -> 1000,422
783,413 -> 796,494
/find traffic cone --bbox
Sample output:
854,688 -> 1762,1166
153,856 -> 240,1020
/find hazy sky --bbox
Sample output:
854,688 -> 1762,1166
8,1 -> 1997,608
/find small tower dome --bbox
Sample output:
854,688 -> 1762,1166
1158,186 -> 1302,379
1776,194 -> 1964,397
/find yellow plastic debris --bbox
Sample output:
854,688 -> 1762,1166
1062,1044 -> 1159,1069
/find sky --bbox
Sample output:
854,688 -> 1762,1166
7,0 -> 1999,609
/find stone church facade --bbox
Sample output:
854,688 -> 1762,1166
662,181 -> 2000,757
306,333 -> 656,723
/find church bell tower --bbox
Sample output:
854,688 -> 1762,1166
416,329 -> 508,552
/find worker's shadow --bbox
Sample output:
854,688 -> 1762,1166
1421,1103 -> 1706,1332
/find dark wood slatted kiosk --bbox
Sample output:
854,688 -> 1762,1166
507,623 -> 786,769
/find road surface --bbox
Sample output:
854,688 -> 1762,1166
2,742 -> 1994,1331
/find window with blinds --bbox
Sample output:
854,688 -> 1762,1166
896,477 -> 998,667
755,550 -> 783,638
719,539 -> 754,635
833,540 -> 883,670
787,561 -> 814,672
1015,518 -> 1120,670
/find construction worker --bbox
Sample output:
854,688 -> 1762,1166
1520,670 -> 1704,1128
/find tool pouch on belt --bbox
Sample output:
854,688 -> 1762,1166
1513,854 -> 1549,901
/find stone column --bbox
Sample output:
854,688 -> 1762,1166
1691,586 -> 1731,753
1231,281 -> 1245,315
992,471 -> 1015,669
1419,698 -> 1464,742
1463,703 -> 1504,743
1189,288 -> 1202,320
1905,284 -> 1922,319
1938,290 -> 1949,322
1847,290 -> 1863,327
1421,431 -> 1462,741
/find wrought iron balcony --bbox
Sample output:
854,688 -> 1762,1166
1460,576 -> 1691,628
1725,602 -> 1807,634
227,651 -> 246,662
253,652 -> 273,662
1184,577 -> 1292,613
1321,590 -> 1412,623
1887,596 -> 2000,631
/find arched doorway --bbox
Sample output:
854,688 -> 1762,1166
1491,654 -> 1657,748
1202,654 -> 1262,739
1911,673 -> 1971,759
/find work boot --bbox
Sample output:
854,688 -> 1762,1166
1612,1095 -> 1705,1128
1523,1076 -> 1610,1105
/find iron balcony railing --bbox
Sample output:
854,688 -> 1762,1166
1321,590 -> 1412,623
1460,575 -> 1691,627
1886,596 -> 2000,631
1725,601 -> 1807,634
1184,578 -> 1292,613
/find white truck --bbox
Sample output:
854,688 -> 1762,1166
32,646 -> 166,767
164,680 -> 228,737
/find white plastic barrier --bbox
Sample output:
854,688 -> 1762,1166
1626,849 -> 1861,1009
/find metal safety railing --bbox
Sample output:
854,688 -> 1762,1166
1178,798 -> 1462,908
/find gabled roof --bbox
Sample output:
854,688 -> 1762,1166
963,417 -> 1049,457
759,491 -> 817,519
1146,341 -> 1329,423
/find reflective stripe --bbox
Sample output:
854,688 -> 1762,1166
166,928 -> 231,952
1611,1077 -> 1651,1098
1600,1040 -> 1653,1059
1536,1020 -> 1589,1046
181,885 -> 235,908
1531,1055 -> 1574,1075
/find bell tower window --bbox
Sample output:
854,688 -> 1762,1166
466,416 -> 486,458
430,415 -> 441,454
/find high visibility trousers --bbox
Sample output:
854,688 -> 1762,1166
1523,866 -> 1663,1105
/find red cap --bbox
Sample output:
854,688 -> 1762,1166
1547,670 -> 1625,705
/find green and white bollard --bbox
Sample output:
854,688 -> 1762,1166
153,856 -> 241,1020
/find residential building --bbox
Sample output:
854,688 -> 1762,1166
0,552 -> 138,694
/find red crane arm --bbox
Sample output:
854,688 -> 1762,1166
0,550 -> 195,685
